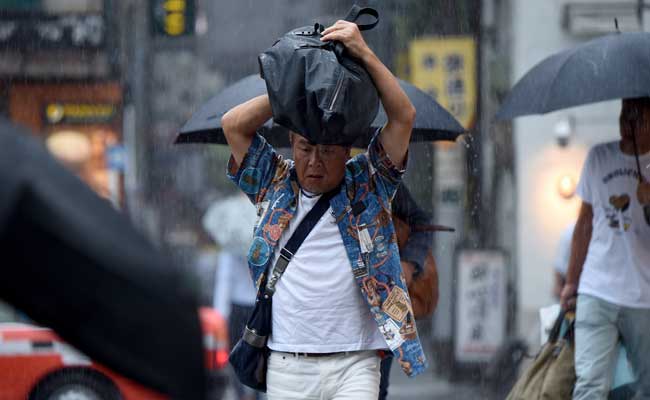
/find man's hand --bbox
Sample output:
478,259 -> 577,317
322,20 -> 414,168
637,181 -> 650,205
320,20 -> 372,61
560,283 -> 578,311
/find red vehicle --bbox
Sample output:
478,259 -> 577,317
0,307 -> 229,400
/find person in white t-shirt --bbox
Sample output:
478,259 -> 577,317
560,97 -> 650,400
203,195 -> 259,400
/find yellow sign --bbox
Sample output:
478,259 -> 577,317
164,0 -> 186,36
409,36 -> 477,129
45,103 -> 116,124
153,0 -> 194,37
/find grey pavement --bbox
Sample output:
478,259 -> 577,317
385,352 -> 494,400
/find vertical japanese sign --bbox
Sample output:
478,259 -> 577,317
409,36 -> 477,129
454,249 -> 507,363
151,0 -> 195,37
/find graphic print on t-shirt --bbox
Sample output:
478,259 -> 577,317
607,193 -> 631,232
575,142 -> 650,308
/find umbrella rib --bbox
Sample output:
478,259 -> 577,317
539,47 -> 582,115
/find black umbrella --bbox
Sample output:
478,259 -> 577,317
0,119 -> 207,400
496,32 -> 650,120
496,31 -> 650,224
175,74 -> 464,148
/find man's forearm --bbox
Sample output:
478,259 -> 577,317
361,51 -> 414,167
566,204 -> 593,286
222,94 -> 273,166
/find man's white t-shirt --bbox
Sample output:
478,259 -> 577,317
267,190 -> 388,353
576,141 -> 650,308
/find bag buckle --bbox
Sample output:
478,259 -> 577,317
243,326 -> 268,348
265,247 -> 293,294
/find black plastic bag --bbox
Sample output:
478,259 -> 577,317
258,5 -> 379,145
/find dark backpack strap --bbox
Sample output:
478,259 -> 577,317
331,5 -> 379,58
548,309 -> 566,343
264,187 -> 339,295
343,5 -> 379,31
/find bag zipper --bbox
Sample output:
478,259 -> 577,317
328,72 -> 345,111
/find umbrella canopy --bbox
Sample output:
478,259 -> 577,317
175,74 -> 464,148
0,119 -> 206,400
496,32 -> 650,120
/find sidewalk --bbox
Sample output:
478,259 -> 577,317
387,359 -> 489,400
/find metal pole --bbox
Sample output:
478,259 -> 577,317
639,0 -> 644,29
133,0 -> 151,188
640,0 -> 650,31
127,0 -> 160,242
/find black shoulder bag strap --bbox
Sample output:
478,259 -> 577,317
264,187 -> 339,295
232,186 -> 339,393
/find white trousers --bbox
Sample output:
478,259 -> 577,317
266,350 -> 381,400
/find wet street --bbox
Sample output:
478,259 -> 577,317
387,365 -> 487,400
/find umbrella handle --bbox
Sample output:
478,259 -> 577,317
410,224 -> 456,233
631,128 -> 645,183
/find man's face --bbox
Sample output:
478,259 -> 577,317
620,98 -> 650,148
291,133 -> 350,194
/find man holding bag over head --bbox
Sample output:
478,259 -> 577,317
222,19 -> 427,400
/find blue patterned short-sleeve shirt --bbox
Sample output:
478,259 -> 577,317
227,131 -> 428,377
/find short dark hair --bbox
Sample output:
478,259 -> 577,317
289,131 -> 352,150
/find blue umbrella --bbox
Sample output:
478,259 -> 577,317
496,32 -> 650,120
175,74 -> 464,148
496,32 -> 650,225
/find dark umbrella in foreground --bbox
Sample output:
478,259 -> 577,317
495,31 -> 650,120
175,74 -> 465,148
0,119 -> 206,400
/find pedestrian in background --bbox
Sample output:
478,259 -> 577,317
378,183 -> 437,400
560,97 -> 650,400
203,194 -> 259,400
